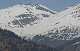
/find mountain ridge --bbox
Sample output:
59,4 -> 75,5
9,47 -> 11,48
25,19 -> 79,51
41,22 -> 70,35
0,4 -> 56,38
0,4 -> 80,39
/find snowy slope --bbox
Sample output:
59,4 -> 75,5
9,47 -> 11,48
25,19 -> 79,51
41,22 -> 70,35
0,4 -> 56,38
43,4 -> 80,40
0,4 -> 80,39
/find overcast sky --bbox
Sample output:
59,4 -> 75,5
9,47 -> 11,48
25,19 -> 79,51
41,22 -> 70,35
0,0 -> 80,11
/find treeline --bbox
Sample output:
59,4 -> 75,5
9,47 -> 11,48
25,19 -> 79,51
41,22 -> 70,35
0,28 -> 53,51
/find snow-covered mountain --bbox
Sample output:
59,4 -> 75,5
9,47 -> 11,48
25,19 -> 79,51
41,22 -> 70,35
42,4 -> 80,40
0,4 -> 56,38
0,4 -> 80,39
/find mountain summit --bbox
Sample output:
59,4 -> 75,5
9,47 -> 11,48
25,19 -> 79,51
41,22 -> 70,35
0,4 -> 80,39
0,4 -> 56,38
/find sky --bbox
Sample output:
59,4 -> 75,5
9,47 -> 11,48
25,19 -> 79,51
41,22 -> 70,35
0,0 -> 80,11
